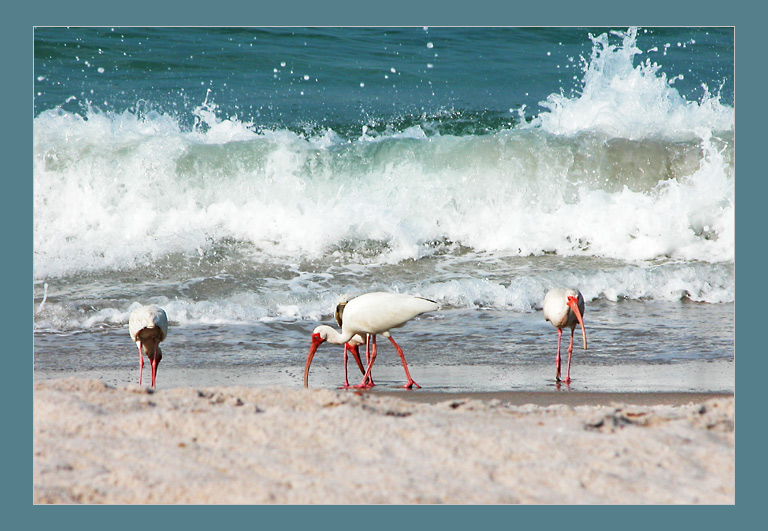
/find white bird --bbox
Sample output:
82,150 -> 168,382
542,288 -> 587,383
128,305 -> 168,388
304,292 -> 439,389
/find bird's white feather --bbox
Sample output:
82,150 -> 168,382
341,292 -> 438,335
129,305 -> 169,343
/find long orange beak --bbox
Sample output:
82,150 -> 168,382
567,296 -> 587,350
347,344 -> 366,374
150,344 -> 161,388
151,357 -> 160,388
304,333 -> 324,388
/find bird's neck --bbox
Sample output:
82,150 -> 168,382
319,326 -> 355,345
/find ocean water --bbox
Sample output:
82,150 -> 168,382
33,27 -> 734,393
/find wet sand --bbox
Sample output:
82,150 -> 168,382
33,358 -> 736,394
33,378 -> 734,504
377,389 -> 732,407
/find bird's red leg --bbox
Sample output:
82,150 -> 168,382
344,345 -> 350,386
355,335 -> 377,388
555,329 -> 563,382
564,330 -> 575,384
362,335 -> 375,386
138,344 -> 144,386
365,336 -> 378,387
366,335 -> 371,367
338,344 -> 361,389
364,335 -> 375,386
345,345 -> 350,382
388,335 -> 421,389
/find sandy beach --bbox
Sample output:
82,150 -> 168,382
33,378 -> 734,504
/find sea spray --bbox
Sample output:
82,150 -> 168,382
535,28 -> 734,140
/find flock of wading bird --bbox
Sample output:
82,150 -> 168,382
129,289 -> 588,390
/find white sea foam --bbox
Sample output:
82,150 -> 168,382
32,112 -> 734,279
33,27 -> 734,293
34,259 -> 733,332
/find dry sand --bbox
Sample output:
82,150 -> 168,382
33,378 -> 734,504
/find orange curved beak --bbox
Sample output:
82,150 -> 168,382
567,296 -> 587,350
347,343 -> 366,374
150,357 -> 160,388
304,333 -> 325,388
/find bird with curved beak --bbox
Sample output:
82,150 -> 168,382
129,305 -> 168,388
543,288 -> 587,383
305,292 -> 438,389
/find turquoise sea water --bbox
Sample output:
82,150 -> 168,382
33,27 -> 734,392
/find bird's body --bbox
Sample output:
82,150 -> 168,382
129,305 -> 168,388
305,292 -> 438,389
543,288 -> 587,383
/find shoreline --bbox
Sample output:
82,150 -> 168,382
372,389 -> 733,407
32,357 -> 735,396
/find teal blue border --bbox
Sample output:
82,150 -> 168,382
20,1 -> 746,529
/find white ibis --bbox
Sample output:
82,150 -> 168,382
542,288 -> 587,383
128,305 -> 168,388
305,292 -> 439,389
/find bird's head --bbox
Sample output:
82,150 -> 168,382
566,294 -> 587,350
